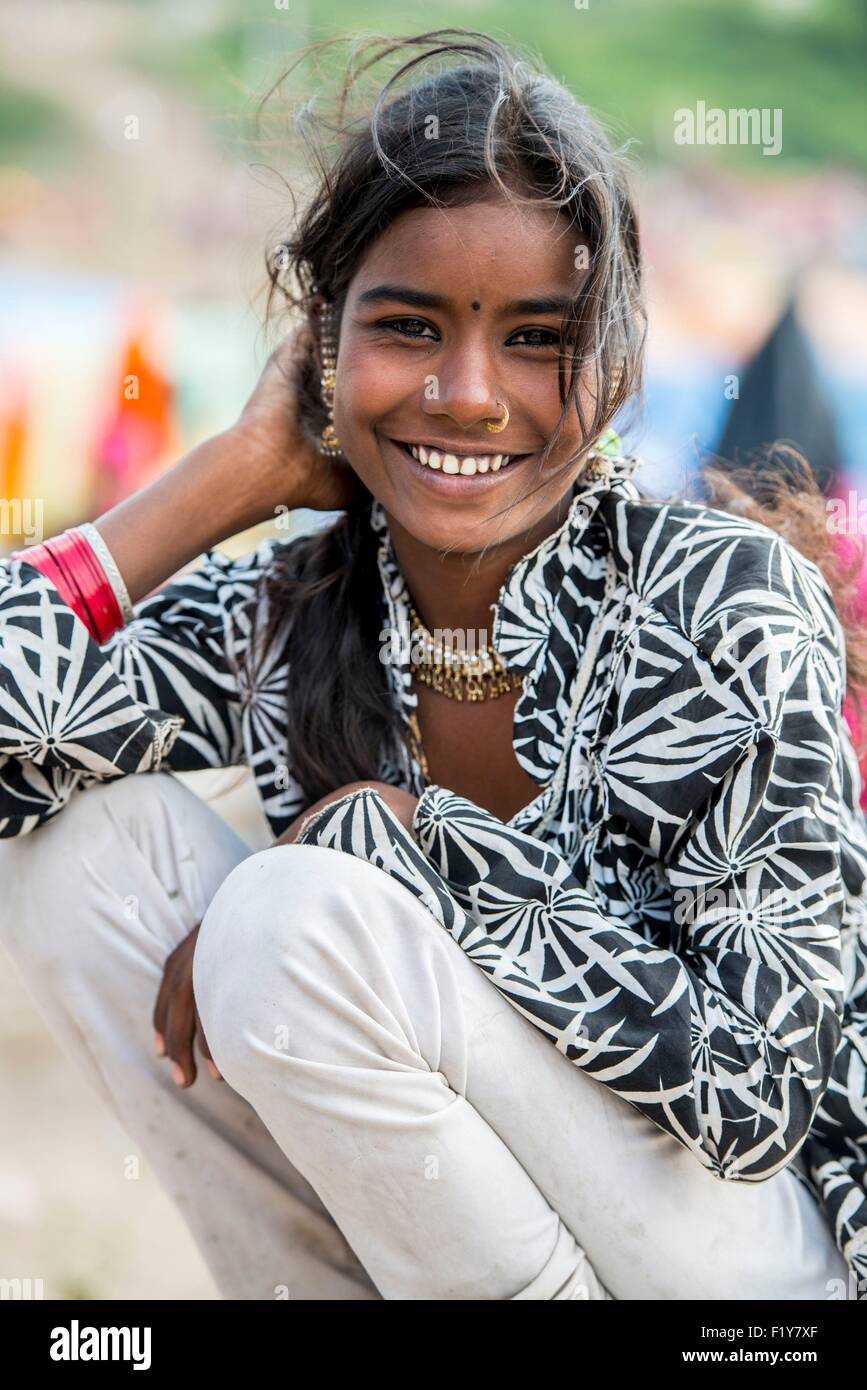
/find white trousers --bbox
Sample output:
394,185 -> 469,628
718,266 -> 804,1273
0,771 -> 850,1300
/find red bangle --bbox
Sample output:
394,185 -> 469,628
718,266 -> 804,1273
11,530 -> 124,643
51,531 -> 124,643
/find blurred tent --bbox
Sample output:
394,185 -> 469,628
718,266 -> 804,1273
712,298 -> 867,806
715,299 -> 841,492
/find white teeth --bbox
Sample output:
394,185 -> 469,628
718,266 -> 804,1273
406,442 -> 514,473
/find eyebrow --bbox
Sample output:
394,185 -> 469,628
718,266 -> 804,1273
355,283 -> 573,316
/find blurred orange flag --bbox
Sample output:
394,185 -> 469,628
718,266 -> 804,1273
90,303 -> 178,514
0,374 -> 29,548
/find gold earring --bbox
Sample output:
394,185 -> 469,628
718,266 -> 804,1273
317,299 -> 342,458
483,400 -> 509,433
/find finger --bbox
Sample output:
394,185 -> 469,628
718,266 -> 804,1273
164,969 -> 198,1088
194,1009 -> 213,1061
152,957 -> 175,1058
154,928 -> 200,1062
196,1012 -> 223,1082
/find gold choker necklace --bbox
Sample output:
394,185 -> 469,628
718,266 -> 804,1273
407,602 -> 523,702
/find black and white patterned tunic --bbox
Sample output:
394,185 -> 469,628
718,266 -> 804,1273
1,448 -> 865,1294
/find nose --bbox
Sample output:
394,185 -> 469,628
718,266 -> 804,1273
421,338 -> 502,431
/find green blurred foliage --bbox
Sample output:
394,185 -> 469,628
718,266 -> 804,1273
2,0 -> 865,171
0,82 -> 80,164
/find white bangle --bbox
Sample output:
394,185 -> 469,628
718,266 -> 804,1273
77,522 -> 135,626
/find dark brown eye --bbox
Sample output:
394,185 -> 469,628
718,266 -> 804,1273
508,327 -> 560,349
380,318 -> 439,340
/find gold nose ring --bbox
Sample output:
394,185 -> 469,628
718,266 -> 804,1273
484,401 -> 509,433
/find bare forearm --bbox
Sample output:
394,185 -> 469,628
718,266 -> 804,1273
78,325 -> 356,606
92,431 -> 271,605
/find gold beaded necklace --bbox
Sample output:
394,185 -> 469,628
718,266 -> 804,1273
404,602 -> 523,783
407,602 -> 522,702
400,426 -> 627,783
406,709 -> 431,783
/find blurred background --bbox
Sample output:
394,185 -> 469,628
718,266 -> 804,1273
1,0 -> 865,1299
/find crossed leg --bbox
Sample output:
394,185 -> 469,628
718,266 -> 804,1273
194,840 -> 849,1301
0,773 -> 378,1300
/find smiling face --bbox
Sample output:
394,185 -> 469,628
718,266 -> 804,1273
327,193 -> 595,556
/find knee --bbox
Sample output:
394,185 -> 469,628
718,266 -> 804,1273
193,842 -> 352,991
193,843 -> 402,1063
197,841 -> 382,950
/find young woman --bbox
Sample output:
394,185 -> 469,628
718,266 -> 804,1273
1,31 -> 865,1301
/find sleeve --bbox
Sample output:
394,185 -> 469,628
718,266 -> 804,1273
408,604 -> 848,1182
0,542 -> 268,838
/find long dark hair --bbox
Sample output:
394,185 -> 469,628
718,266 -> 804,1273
251,29 -> 646,800
250,29 -> 865,802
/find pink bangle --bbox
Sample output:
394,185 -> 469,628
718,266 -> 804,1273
11,529 -> 125,643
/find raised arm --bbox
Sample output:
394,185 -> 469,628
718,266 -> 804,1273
0,329 -> 358,837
